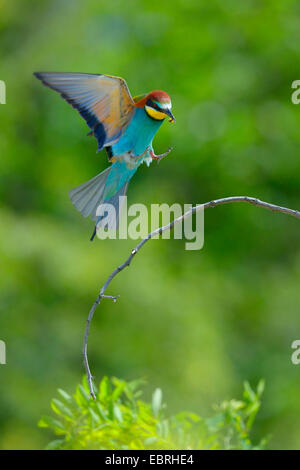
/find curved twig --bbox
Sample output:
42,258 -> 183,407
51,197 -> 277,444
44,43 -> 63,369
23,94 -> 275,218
83,196 -> 300,399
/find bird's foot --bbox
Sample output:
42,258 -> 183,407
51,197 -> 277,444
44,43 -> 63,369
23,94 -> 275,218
150,147 -> 173,164
90,226 -> 97,241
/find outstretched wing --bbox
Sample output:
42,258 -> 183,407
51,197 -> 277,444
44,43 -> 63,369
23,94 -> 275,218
34,72 -> 135,151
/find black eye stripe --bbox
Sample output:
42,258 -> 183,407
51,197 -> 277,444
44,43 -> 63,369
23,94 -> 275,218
146,99 -> 162,112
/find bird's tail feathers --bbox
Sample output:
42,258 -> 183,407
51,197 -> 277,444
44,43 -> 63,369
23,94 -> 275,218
69,165 -> 131,240
69,167 -> 111,221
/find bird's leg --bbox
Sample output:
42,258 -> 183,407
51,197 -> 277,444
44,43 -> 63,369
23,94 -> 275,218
150,147 -> 173,164
135,146 -> 151,164
90,226 -> 97,241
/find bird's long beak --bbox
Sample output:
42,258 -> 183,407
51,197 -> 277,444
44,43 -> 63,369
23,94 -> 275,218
165,109 -> 175,123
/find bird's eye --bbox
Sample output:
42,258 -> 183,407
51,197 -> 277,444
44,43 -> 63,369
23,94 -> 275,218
146,98 -> 161,112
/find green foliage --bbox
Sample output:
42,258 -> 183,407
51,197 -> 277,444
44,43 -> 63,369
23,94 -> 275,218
39,377 -> 267,450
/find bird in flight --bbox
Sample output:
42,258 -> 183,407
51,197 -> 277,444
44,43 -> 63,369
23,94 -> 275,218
34,72 -> 175,240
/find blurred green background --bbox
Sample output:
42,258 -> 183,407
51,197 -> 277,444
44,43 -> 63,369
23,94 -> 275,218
1,0 -> 300,450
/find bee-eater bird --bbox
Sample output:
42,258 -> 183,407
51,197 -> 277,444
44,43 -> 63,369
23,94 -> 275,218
34,72 -> 175,240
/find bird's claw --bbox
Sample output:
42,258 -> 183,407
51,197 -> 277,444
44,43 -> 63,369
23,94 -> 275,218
151,147 -> 173,164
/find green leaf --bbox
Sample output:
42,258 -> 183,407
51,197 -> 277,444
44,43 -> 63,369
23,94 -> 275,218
57,388 -> 72,403
111,379 -> 126,402
88,407 -> 101,425
243,381 -> 256,403
51,399 -> 74,419
152,388 -> 163,417
38,415 -> 66,431
96,403 -> 108,421
113,404 -> 123,423
99,376 -> 111,401
79,384 -> 91,402
257,379 -> 265,398
144,436 -> 158,446
74,384 -> 91,407
45,439 -> 65,450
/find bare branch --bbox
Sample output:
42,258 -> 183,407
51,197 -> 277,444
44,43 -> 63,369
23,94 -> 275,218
83,195 -> 300,398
